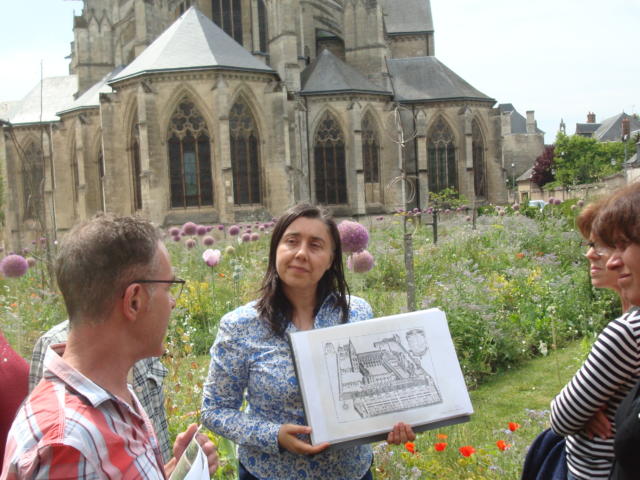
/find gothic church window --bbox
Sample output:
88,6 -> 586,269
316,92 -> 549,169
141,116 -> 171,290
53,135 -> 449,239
257,0 -> 268,53
229,98 -> 261,205
362,113 -> 381,203
23,142 -> 44,220
131,119 -> 143,211
472,120 -> 486,199
314,112 -> 347,205
211,0 -> 243,44
98,149 -> 105,211
167,98 -> 213,208
427,117 -> 457,194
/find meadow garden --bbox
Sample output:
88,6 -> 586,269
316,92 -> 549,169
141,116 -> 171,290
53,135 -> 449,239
0,201 -> 618,478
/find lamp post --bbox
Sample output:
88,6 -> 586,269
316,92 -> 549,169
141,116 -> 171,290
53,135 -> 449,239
511,163 -> 516,202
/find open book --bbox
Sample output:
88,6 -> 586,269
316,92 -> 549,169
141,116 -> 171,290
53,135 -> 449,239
288,308 -> 473,447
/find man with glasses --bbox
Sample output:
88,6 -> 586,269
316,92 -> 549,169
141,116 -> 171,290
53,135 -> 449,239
2,214 -> 217,478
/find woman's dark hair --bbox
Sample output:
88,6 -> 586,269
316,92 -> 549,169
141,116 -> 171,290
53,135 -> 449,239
256,204 -> 350,336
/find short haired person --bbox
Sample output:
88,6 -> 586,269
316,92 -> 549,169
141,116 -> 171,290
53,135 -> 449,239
202,204 -> 414,480
28,321 -> 173,462
1,214 -> 218,479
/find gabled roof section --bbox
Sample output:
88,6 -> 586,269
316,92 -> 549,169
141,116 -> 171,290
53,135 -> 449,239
58,66 -> 124,116
498,103 -> 544,134
593,113 -> 640,142
109,7 -> 274,85
380,0 -> 433,35
300,49 -> 391,96
575,122 -> 600,136
386,56 -> 494,104
9,76 -> 78,125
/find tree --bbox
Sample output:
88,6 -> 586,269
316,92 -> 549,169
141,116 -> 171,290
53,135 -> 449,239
531,145 -> 555,187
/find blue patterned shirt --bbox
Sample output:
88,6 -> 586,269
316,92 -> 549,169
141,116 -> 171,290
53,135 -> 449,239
202,295 -> 374,480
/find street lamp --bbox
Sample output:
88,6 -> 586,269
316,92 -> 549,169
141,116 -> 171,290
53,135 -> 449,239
511,163 -> 516,202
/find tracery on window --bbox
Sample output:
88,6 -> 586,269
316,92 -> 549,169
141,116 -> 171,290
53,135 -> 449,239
23,142 -> 44,220
167,98 -> 213,208
472,119 -> 486,198
211,0 -> 243,44
314,112 -> 347,205
362,112 -> 381,204
131,118 -> 142,210
229,98 -> 261,205
427,117 -> 457,194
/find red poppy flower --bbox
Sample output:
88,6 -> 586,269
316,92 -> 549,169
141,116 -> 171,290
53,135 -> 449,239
459,445 -> 476,457
508,422 -> 521,432
516,252 -> 525,259
404,442 -> 416,454
434,442 -> 447,451
496,440 -> 511,451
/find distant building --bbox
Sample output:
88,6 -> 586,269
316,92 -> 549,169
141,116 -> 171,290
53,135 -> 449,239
574,112 -> 640,141
1,0 -> 543,249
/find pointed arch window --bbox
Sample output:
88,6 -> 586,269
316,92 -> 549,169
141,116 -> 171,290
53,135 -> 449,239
472,120 -> 486,198
362,113 -> 381,204
23,142 -> 44,220
257,0 -> 268,53
131,118 -> 143,211
167,98 -> 213,208
229,98 -> 262,205
71,145 -> 80,205
211,0 -> 243,44
427,117 -> 457,193
314,112 -> 347,205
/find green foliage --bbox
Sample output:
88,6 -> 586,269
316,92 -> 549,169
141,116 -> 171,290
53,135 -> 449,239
428,187 -> 469,210
553,132 -> 628,186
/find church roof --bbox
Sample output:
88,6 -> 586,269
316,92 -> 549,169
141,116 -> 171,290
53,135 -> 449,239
109,7 -> 274,85
8,76 -> 78,125
593,113 -> 640,142
0,101 -> 19,122
58,66 -> 124,116
300,49 -> 391,96
380,0 -> 434,35
498,103 -> 544,134
386,56 -> 494,104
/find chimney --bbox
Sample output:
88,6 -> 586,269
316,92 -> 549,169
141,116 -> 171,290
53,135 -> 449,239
587,112 -> 596,123
526,110 -> 537,134
622,117 -> 630,140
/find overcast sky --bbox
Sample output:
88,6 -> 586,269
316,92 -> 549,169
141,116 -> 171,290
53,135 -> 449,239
1,0 -> 638,144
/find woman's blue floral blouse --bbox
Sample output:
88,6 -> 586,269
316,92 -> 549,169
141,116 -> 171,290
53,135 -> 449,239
202,294 -> 374,480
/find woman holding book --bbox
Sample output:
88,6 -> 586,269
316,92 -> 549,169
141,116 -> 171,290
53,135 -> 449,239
550,186 -> 640,480
202,204 -> 414,480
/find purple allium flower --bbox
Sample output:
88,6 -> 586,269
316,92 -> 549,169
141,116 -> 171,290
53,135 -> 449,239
26,257 -> 37,268
182,222 -> 197,235
39,237 -> 47,245
196,225 -> 207,236
499,209 -> 505,216
241,233 -> 251,243
554,198 -> 562,205
577,199 -> 585,207
225,245 -> 235,255
548,197 -> 555,204
185,239 -> 196,249
0,254 -> 29,278
169,227 -> 180,236
217,224 -> 225,231
426,208 -> 433,214
338,220 -> 369,254
512,203 -> 520,211
347,250 -> 375,273
376,216 -> 384,221
228,225 -> 240,236
466,216 -> 471,222
245,228 -> 252,234
202,249 -> 221,267
205,225 -> 213,232
250,233 -> 259,242
444,209 -> 451,214
172,235 -> 181,242
259,225 -> 265,231
571,204 -> 577,210
22,248 -> 30,255
203,236 -> 215,246
31,240 -> 36,245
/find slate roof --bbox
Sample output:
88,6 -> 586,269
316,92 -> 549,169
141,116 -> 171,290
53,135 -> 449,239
386,56 -> 494,104
380,0 -> 434,35
110,7 -> 274,85
593,113 -> 640,142
517,167 -> 533,182
8,76 -> 78,125
498,103 -> 544,134
575,122 -> 601,136
58,66 -> 124,116
300,49 -> 391,96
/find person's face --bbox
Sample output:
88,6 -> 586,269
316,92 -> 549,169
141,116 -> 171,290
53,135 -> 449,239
275,217 -> 334,296
584,238 -> 619,290
606,242 -> 640,306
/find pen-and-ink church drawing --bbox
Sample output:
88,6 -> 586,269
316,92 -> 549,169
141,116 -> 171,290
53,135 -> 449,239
0,0 -> 543,249
324,328 -> 441,420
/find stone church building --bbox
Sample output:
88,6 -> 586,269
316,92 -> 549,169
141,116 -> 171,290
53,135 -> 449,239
0,0 -> 543,249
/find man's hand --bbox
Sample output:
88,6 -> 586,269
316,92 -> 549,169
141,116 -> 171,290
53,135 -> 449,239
277,424 -> 330,455
386,422 -> 416,445
584,409 -> 612,440
165,423 -> 219,477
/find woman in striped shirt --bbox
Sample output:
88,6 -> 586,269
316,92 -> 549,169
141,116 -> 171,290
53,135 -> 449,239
550,191 -> 640,480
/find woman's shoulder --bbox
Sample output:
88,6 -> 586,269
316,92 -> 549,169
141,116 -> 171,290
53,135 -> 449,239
347,295 -> 373,320
220,301 -> 261,329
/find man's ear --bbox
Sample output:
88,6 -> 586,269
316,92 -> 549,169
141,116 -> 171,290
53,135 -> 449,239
122,283 -> 144,321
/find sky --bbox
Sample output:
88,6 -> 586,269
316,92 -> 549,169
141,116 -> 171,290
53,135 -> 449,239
0,0 -> 638,144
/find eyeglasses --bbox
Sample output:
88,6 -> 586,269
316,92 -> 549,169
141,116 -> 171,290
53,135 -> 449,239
128,279 -> 186,300
582,241 -> 613,257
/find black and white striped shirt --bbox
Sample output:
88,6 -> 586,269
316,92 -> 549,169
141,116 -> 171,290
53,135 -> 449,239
551,308 -> 640,479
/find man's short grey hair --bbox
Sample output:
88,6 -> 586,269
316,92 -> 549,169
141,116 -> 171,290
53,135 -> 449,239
55,214 -> 162,323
